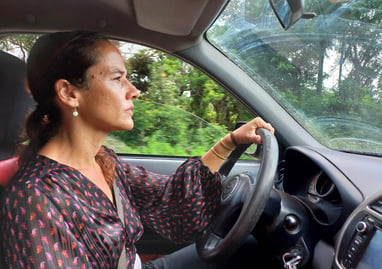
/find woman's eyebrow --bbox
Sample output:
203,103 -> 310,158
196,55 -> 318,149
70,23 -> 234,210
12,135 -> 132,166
109,69 -> 125,75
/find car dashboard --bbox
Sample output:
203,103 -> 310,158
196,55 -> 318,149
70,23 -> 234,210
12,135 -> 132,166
276,146 -> 382,268
280,147 -> 361,227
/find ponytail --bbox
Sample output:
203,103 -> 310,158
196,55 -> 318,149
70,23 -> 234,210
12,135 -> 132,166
18,104 -> 61,165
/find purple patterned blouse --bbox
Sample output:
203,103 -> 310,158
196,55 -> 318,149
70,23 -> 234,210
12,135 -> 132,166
0,147 -> 222,268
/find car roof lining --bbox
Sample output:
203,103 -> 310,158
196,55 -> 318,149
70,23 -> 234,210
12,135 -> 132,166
0,0 -> 228,52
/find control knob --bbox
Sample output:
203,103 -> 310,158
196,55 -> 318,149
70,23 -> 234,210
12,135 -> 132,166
356,221 -> 368,234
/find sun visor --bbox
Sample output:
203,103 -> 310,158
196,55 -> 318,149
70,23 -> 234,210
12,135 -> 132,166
133,0 -> 208,36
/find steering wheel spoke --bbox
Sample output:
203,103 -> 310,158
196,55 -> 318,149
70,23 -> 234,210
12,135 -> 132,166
211,174 -> 254,238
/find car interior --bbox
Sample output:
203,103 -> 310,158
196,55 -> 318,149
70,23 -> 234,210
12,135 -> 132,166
1,0 -> 382,268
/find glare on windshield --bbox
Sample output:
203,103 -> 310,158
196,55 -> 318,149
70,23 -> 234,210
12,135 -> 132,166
207,0 -> 382,155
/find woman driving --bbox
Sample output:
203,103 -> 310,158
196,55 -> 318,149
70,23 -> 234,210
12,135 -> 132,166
0,31 -> 274,269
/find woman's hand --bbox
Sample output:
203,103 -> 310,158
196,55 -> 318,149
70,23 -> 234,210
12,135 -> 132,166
231,117 -> 275,145
201,117 -> 274,173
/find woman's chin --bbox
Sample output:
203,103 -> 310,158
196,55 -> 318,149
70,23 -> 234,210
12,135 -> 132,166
117,121 -> 134,132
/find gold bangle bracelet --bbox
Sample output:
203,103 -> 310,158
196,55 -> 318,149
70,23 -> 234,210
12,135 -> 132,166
210,147 -> 227,160
220,138 -> 235,151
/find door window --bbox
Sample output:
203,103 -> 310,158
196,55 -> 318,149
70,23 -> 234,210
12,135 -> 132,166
0,35 -> 253,157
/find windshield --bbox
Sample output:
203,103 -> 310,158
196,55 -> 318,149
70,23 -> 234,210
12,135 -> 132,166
207,0 -> 382,156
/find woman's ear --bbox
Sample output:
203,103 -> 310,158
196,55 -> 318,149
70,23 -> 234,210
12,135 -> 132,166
54,79 -> 80,108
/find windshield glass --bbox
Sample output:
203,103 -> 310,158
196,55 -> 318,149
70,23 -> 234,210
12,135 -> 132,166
207,0 -> 382,156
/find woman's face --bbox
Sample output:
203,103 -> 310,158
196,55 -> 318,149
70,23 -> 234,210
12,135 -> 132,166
76,41 -> 140,133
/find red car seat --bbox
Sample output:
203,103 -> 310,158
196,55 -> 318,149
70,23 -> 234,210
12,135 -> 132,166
0,157 -> 19,186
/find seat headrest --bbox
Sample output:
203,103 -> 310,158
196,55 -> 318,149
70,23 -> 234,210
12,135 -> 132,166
0,51 -> 35,160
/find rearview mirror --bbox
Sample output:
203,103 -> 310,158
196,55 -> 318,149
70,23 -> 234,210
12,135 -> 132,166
269,0 -> 311,30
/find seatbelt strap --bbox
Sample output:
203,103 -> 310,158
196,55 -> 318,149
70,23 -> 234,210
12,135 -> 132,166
113,180 -> 127,269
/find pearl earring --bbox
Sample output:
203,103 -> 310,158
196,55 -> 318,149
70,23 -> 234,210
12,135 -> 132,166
73,107 -> 79,117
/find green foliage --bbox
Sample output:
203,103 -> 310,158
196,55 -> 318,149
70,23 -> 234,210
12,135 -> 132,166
110,100 -> 229,156
126,50 -> 153,93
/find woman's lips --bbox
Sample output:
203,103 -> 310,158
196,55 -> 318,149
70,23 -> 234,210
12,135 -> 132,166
125,106 -> 134,115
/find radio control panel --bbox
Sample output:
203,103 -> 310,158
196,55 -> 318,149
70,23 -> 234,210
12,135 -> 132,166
334,192 -> 382,269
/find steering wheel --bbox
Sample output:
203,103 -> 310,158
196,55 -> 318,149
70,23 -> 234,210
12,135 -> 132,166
196,128 -> 279,262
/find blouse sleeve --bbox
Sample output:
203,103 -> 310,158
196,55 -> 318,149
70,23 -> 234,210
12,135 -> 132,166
0,183 -> 91,268
118,156 -> 223,244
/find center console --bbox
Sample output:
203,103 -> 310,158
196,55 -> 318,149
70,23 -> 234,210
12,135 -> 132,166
334,192 -> 382,269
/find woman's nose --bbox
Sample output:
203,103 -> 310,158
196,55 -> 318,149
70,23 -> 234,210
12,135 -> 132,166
126,79 -> 140,100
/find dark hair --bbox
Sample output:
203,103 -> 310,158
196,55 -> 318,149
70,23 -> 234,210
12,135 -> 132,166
18,31 -> 115,185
